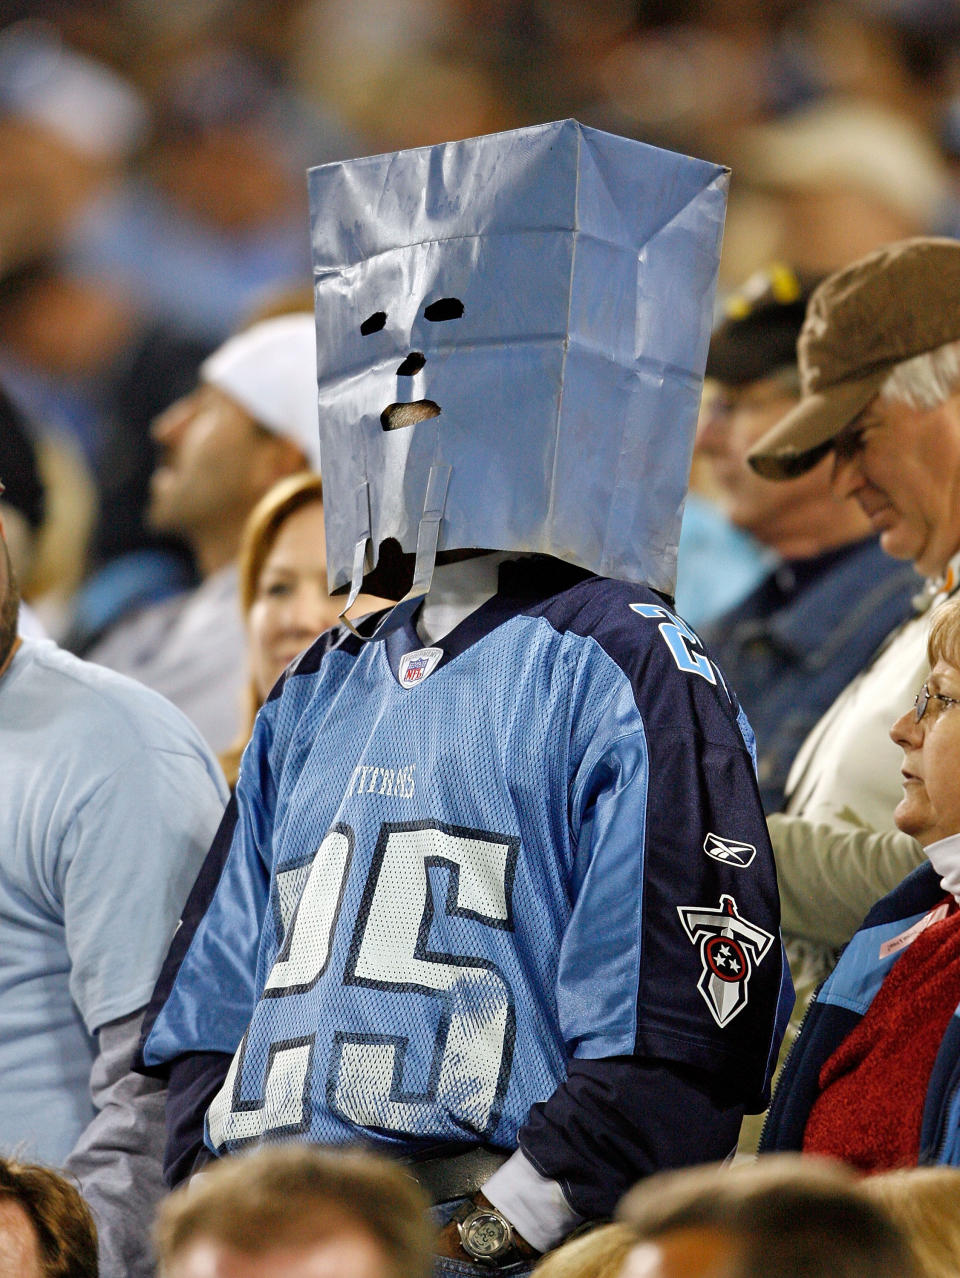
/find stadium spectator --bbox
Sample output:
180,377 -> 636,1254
698,261 -> 920,1153
136,123 -> 789,1272
761,597 -> 960,1171
0,23 -> 147,282
0,487 -> 228,1278
0,250 -> 216,632
732,99 -> 948,278
219,472 -> 387,787
65,41 -> 330,344
617,1155 -> 919,1278
154,1144 -> 433,1278
861,1168 -> 960,1278
746,238 -> 960,996
697,262 -> 918,814
672,485 -> 772,630
0,1155 -> 98,1278
85,313 -> 321,753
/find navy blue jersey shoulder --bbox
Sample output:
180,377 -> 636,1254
526,572 -> 746,740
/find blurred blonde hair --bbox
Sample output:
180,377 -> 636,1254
861,1168 -> 960,1278
26,432 -> 96,616
155,1144 -> 433,1278
531,1223 -> 635,1278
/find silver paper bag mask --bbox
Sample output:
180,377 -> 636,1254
308,118 -> 728,617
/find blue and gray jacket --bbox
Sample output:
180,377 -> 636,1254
760,861 -> 960,1165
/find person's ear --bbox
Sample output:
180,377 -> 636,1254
261,435 -> 310,486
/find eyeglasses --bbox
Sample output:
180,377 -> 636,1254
914,682 -> 960,723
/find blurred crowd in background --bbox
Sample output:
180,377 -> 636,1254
6,8 -> 960,1275
2,0 -> 960,639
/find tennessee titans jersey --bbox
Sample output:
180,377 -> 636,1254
141,561 -> 788,1161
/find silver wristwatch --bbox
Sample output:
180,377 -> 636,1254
454,1201 -> 526,1269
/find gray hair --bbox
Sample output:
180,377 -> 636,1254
880,337 -> 960,411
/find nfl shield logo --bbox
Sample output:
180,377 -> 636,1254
398,647 -> 443,688
677,894 -> 773,1028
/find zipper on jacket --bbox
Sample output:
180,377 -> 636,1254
757,977 -> 825,1152
932,1070 -> 960,1163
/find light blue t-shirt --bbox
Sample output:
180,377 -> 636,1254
0,638 -> 228,1165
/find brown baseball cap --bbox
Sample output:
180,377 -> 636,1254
747,237 -> 960,481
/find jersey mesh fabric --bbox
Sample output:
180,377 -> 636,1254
140,569 -> 786,1162
210,619 -> 610,1154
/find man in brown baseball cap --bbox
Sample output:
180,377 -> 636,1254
748,238 -> 960,578
740,237 -> 960,1079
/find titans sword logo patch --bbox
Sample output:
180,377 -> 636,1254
677,894 -> 774,1028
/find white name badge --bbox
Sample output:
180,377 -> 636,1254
879,902 -> 951,960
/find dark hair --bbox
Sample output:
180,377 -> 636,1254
155,1144 -> 434,1278
618,1155 -> 919,1278
0,384 -> 44,530
706,263 -> 819,388
0,1156 -> 98,1278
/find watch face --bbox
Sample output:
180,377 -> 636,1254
464,1211 -> 510,1257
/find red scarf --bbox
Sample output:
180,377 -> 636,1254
803,898 -> 960,1172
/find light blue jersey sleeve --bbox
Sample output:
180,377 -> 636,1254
559,679 -> 649,1057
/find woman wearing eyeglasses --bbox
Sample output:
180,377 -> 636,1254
760,597 -> 960,1171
